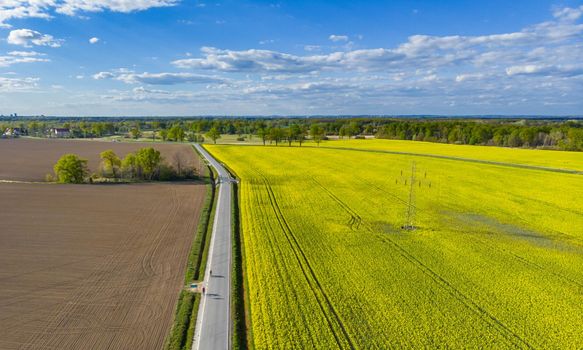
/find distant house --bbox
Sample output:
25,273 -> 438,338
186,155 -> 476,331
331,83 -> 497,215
49,128 -> 71,138
2,127 -> 26,137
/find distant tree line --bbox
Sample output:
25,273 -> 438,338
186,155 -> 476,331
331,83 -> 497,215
50,147 -> 198,184
375,120 -> 583,151
3,117 -> 582,151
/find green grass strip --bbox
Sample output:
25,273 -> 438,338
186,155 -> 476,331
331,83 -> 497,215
164,145 -> 218,350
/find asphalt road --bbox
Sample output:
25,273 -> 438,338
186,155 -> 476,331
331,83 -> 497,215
192,143 -> 233,350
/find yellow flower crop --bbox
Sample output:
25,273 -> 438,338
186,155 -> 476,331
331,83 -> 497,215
207,140 -> 583,348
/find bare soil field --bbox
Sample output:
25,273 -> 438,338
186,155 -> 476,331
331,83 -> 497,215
0,182 -> 205,349
0,138 -> 201,181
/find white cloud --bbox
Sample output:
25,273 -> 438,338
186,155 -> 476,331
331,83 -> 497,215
0,1 -> 53,28
89,37 -> 99,44
172,46 -> 404,73
0,0 -> 179,27
0,51 -> 49,67
93,71 -> 227,85
170,6 -> 583,80
93,71 -> 116,80
56,0 -> 177,15
505,64 -> 583,77
329,34 -> 348,42
505,64 -> 542,76
455,73 -> 486,82
7,29 -> 63,47
0,76 -> 39,91
553,5 -> 583,21
304,45 -> 321,52
133,86 -> 171,94
6,5 -> 583,115
7,50 -> 44,57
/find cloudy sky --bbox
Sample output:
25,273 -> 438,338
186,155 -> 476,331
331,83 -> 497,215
0,0 -> 582,116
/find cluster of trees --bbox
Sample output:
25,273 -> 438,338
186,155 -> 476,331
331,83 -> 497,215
375,120 -> 583,150
4,116 -> 583,151
252,124 -> 326,146
51,147 -> 198,184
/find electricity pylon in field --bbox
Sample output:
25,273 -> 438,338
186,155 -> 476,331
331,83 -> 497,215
396,161 -> 431,230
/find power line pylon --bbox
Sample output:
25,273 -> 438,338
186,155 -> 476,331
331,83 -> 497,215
396,162 -> 431,231
404,162 -> 417,230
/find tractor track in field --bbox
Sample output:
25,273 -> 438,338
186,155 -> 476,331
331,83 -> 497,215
355,169 -> 583,294
378,232 -> 533,349
253,171 -> 355,349
311,178 -> 362,230
314,146 -> 583,175
309,183 -> 533,349
450,214 -> 583,291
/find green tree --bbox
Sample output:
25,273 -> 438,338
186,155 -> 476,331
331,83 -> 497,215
92,123 -> 105,137
560,129 -> 583,151
78,121 -> 89,138
28,121 -> 40,136
269,127 -> 284,146
151,121 -> 160,141
130,126 -> 141,139
53,154 -> 88,184
507,129 -> 522,147
99,149 -> 121,179
339,125 -> 347,139
121,153 -> 138,179
160,129 -> 168,141
346,121 -> 361,138
206,127 -> 221,144
168,125 -> 186,141
136,147 -> 162,180
287,124 -> 300,146
297,125 -> 307,146
310,124 -> 325,146
257,127 -> 268,146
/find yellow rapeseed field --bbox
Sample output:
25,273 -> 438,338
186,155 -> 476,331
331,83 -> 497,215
206,140 -> 583,348
325,138 -> 583,172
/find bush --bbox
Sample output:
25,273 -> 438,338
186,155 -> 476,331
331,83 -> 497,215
53,154 -> 89,183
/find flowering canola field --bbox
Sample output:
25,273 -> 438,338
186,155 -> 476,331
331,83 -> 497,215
206,141 -> 583,348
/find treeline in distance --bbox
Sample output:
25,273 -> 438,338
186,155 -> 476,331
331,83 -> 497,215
2,117 -> 582,151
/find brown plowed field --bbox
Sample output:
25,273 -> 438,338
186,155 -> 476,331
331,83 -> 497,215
0,138 -> 201,181
0,182 -> 205,349
0,138 -> 206,349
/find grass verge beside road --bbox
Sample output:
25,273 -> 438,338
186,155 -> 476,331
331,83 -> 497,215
165,146 -> 217,350
231,180 -> 250,350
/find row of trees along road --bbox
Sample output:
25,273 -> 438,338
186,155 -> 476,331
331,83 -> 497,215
51,147 -> 198,184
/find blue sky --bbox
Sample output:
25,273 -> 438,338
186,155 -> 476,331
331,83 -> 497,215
1,0 -> 582,116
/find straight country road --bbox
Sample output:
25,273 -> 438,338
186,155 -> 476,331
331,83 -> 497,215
193,143 -> 233,350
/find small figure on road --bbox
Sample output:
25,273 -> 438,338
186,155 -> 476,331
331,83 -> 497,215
210,269 -> 213,276
202,286 -> 206,294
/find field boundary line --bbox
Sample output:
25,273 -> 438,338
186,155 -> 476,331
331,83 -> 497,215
314,145 -> 583,175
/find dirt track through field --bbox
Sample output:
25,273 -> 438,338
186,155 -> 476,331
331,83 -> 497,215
0,138 -> 200,181
0,182 -> 205,349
